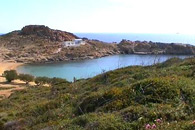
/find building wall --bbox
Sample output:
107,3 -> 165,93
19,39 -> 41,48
63,39 -> 86,47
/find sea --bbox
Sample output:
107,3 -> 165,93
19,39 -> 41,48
1,32 -> 195,45
75,33 -> 195,45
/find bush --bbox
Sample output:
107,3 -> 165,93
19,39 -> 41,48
50,78 -> 70,97
77,93 -> 105,114
0,57 -> 194,129
3,70 -> 18,82
72,113 -> 131,130
29,100 -> 61,116
18,74 -> 34,84
131,77 -> 180,104
51,77 -> 69,85
78,77 -> 192,113
132,71 -> 150,80
157,57 -> 183,68
35,77 -> 51,85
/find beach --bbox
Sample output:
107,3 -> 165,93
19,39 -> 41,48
0,62 -> 26,100
0,62 -> 23,75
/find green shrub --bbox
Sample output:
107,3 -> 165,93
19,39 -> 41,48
72,113 -> 131,130
26,100 -> 61,117
50,77 -> 69,85
78,76 -> 195,113
77,93 -> 105,114
180,57 -> 195,66
18,74 -> 34,84
157,57 -> 183,68
0,57 -> 195,130
50,78 -> 71,97
35,77 -> 51,85
3,70 -> 18,82
131,77 -> 180,104
132,71 -> 150,80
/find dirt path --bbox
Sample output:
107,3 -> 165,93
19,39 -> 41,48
0,85 -> 25,100
0,62 -> 26,100
0,77 -> 26,100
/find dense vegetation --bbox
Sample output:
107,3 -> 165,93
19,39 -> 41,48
3,70 -> 18,82
18,74 -> 35,84
0,57 -> 195,130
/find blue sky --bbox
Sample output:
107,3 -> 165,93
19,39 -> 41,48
1,0 -> 195,34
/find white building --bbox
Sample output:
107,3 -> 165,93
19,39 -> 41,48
63,39 -> 86,47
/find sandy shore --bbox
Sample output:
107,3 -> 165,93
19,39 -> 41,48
0,62 -> 23,75
0,62 -> 25,100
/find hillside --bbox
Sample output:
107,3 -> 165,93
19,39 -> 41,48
0,25 -> 195,63
0,57 -> 194,129
118,40 -> 195,55
0,25 -> 119,63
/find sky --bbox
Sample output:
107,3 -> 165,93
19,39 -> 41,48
1,0 -> 195,34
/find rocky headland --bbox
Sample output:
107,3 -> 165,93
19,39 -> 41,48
0,25 -> 194,63
118,40 -> 195,55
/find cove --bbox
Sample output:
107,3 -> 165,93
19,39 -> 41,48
17,54 -> 190,81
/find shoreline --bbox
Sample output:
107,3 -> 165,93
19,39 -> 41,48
11,53 -> 194,65
0,62 -> 23,75
0,54 -> 193,75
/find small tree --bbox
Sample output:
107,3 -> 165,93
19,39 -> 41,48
3,70 -> 18,82
35,76 -> 51,86
18,74 -> 34,84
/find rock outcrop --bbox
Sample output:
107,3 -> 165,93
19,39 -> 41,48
20,25 -> 78,42
118,40 -> 195,55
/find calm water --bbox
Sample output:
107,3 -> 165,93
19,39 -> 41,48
75,33 -> 195,45
17,54 -> 190,82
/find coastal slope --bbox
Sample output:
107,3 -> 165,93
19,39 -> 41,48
0,25 -> 119,63
0,25 -> 195,63
0,57 -> 194,129
118,40 -> 195,55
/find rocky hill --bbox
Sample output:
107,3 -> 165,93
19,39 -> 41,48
20,25 -> 78,42
0,25 -> 194,63
118,40 -> 195,55
0,25 -> 119,63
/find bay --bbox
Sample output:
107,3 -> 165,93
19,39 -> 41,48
17,54 -> 190,82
